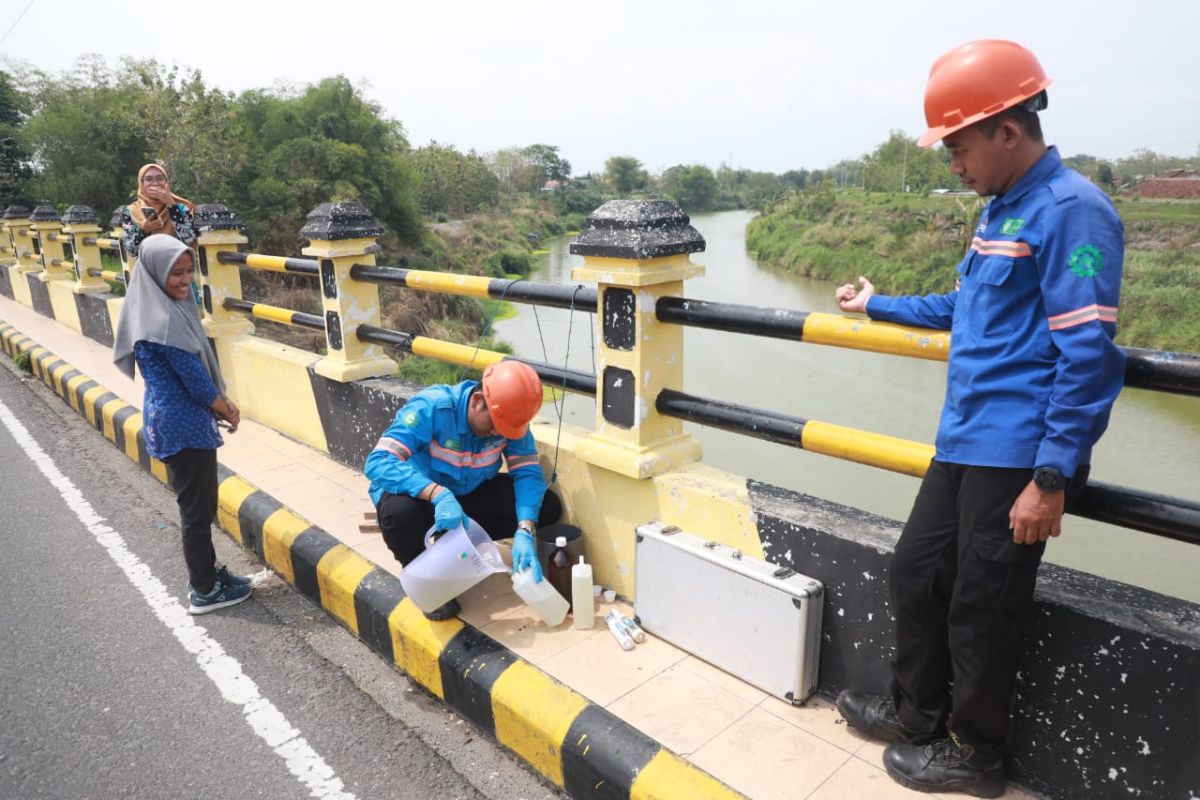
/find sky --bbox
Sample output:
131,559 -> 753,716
3,0 -> 1198,177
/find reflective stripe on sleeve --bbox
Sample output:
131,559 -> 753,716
373,436 -> 412,460
1047,304 -> 1119,330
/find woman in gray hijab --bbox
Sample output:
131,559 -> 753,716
113,234 -> 253,614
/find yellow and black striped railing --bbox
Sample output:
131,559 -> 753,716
214,251 -> 1199,396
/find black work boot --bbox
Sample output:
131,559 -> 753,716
836,689 -> 913,744
882,735 -> 1006,798
423,597 -> 461,621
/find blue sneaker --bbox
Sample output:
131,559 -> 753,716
188,572 -> 252,615
215,565 -> 253,587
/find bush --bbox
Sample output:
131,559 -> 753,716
12,350 -> 31,373
486,247 -> 532,277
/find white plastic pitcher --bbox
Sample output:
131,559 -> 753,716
399,519 -> 506,613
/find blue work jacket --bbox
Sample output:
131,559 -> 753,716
867,147 -> 1126,478
364,381 -> 546,521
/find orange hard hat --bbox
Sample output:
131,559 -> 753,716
917,40 -> 1052,147
481,360 -> 543,439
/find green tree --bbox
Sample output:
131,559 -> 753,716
489,147 -> 544,194
861,131 -> 953,193
522,143 -> 571,182
234,76 -> 423,254
781,169 -> 810,190
409,142 -> 499,215
603,155 -> 647,196
659,164 -> 720,211
0,70 -> 32,208
16,56 -> 158,214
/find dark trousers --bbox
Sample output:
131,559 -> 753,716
890,459 -> 1088,756
376,474 -> 563,566
164,448 -> 219,593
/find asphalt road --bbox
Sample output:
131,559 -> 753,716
0,358 -> 561,800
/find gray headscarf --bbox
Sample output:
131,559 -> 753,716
112,234 -> 225,393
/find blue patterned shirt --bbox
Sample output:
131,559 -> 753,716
120,203 -> 197,260
134,341 -> 223,459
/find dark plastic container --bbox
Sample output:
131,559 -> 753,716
537,523 -> 582,578
546,536 -> 573,613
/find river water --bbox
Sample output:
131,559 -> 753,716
494,210 -> 1200,603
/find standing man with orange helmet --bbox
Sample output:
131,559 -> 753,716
365,360 -> 562,620
834,40 -> 1126,796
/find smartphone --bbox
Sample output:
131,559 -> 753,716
141,207 -> 158,220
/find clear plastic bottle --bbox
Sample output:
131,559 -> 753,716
571,556 -> 594,630
547,535 -> 573,613
511,567 -> 569,626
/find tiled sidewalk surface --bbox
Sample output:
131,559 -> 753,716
0,294 -> 1037,799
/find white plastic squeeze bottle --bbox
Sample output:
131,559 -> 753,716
571,556 -> 594,630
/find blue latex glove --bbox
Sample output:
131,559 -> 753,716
431,490 -> 465,532
512,530 -> 543,582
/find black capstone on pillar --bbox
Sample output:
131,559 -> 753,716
194,203 -> 246,232
299,201 -> 385,243
29,205 -> 61,223
569,199 -> 705,260
3,205 -> 31,220
62,205 -> 100,226
193,204 -> 246,278
300,202 -> 394,382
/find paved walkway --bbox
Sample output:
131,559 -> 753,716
0,293 -> 1037,799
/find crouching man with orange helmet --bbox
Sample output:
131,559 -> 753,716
364,360 -> 562,620
834,40 -> 1125,797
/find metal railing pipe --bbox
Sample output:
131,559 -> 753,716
356,324 -> 597,395
656,297 -> 1200,396
82,237 -> 121,251
86,267 -> 124,284
1073,482 -> 1200,547
657,388 -> 934,477
216,250 -> 320,276
1121,348 -> 1200,396
351,264 -> 598,312
656,387 -> 1200,544
222,298 -> 325,331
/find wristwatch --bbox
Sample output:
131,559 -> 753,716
1033,466 -> 1066,493
517,521 -> 536,535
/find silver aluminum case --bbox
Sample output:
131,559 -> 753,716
634,521 -> 823,704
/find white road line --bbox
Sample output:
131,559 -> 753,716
0,399 -> 358,800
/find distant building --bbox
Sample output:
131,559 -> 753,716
1126,169 -> 1200,200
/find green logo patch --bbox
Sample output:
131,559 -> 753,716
1068,244 -> 1104,278
999,217 -> 1025,235
442,437 -> 461,451
402,410 -> 419,428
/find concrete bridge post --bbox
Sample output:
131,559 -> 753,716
5,206 -> 36,274
3,206 -> 35,306
300,202 -> 396,382
569,200 -> 705,479
194,204 -> 255,338
0,211 -> 17,265
60,206 -> 108,293
109,206 -> 133,285
29,205 -> 70,284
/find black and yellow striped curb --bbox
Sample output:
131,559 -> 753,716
0,320 -> 745,800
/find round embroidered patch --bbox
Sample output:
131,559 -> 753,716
1069,244 -> 1104,278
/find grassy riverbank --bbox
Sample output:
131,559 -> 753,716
746,189 -> 1200,352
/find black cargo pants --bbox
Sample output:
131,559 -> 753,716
889,459 -> 1088,756
376,474 -> 563,566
